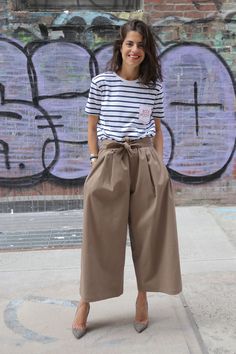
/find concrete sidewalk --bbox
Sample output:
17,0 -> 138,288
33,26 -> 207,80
0,206 -> 236,354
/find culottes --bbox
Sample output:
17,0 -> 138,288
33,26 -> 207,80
80,137 -> 182,302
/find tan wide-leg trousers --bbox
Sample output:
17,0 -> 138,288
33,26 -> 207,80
80,137 -> 182,302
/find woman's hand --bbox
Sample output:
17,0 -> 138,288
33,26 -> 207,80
91,158 -> 98,167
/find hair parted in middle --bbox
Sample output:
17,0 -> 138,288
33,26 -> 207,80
107,19 -> 162,87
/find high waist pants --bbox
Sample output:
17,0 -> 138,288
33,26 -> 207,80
80,137 -> 182,302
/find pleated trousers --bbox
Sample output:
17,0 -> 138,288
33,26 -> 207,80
80,137 -> 182,302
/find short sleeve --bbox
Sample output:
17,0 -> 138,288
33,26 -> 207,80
85,78 -> 102,115
152,82 -> 165,119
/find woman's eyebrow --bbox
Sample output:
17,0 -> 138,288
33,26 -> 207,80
125,40 -> 144,44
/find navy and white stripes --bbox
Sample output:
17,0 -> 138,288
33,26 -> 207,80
85,72 -> 164,142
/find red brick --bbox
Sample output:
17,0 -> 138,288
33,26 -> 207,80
165,0 -> 190,3
154,11 -> 184,17
197,4 -> 218,11
183,11 -> 206,18
159,4 -> 176,11
144,4 -> 154,11
175,4 -> 196,11
149,0 -> 188,3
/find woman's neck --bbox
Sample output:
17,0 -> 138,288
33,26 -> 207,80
117,67 -> 140,81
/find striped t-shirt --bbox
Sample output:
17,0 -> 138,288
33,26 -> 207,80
85,71 -> 164,142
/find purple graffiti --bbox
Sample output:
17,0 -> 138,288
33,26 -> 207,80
0,35 -> 235,187
40,97 -> 90,179
0,39 -> 32,101
0,83 -> 58,185
161,43 -> 236,183
31,42 -> 96,98
95,44 -> 113,73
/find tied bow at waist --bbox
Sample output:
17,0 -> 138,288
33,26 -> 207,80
100,137 -> 153,156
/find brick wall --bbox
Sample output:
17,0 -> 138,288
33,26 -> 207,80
0,0 -> 235,210
144,0 -> 221,19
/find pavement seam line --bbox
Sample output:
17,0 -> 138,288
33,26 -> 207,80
179,293 -> 209,354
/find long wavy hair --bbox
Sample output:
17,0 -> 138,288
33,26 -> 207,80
107,19 -> 162,86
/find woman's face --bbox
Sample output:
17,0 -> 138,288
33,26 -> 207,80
120,30 -> 145,70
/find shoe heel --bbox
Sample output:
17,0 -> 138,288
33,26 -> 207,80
72,303 -> 90,339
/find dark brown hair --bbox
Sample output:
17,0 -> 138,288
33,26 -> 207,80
107,19 -> 162,86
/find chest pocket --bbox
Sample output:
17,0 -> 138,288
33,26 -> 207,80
138,105 -> 152,124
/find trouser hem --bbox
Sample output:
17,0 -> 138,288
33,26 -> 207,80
80,290 -> 124,303
138,287 -> 183,295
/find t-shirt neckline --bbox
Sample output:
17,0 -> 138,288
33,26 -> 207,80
114,72 -> 139,84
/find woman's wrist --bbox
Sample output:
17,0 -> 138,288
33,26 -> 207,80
90,153 -> 98,164
90,158 -> 98,164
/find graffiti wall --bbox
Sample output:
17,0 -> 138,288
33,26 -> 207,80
0,1 -> 235,208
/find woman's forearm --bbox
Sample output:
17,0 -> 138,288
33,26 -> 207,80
88,115 -> 99,155
153,119 -> 163,160
88,127 -> 98,155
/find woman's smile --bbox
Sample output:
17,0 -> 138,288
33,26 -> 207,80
128,54 -> 141,59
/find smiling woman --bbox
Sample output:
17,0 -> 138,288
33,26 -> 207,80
72,19 -> 182,339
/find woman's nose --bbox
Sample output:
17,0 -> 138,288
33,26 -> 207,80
132,44 -> 139,51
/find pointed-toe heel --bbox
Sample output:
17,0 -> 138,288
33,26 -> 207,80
72,327 -> 87,339
134,321 -> 148,333
72,303 -> 90,339
134,299 -> 148,333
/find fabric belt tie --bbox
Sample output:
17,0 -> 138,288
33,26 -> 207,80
100,137 -> 153,157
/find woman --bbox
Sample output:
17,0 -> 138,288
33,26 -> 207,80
72,19 -> 182,339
